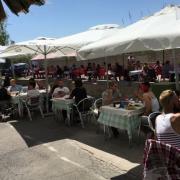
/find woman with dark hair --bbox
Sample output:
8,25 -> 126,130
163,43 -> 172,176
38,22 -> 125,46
0,81 -> 11,101
69,79 -> 87,124
69,79 -> 87,104
3,74 -> 10,87
27,79 -> 39,98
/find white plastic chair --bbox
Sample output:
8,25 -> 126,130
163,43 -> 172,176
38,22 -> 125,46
92,98 -> 103,118
138,112 -> 161,137
73,97 -> 94,128
23,96 -> 44,121
148,112 -> 161,132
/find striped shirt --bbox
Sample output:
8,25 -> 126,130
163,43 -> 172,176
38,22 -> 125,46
156,113 -> 180,149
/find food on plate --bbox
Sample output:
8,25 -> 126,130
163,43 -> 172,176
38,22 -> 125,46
126,103 -> 136,110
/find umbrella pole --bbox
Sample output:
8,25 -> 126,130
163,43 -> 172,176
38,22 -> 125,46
44,45 -> 49,113
162,50 -> 165,65
172,49 -> 179,90
104,50 -> 109,87
11,61 -> 15,78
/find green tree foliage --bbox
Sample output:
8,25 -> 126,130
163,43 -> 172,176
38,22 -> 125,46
0,21 -> 9,45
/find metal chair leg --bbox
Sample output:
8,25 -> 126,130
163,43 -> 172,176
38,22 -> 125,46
138,121 -> 142,137
27,108 -> 32,121
79,114 -> 84,128
39,106 -> 44,119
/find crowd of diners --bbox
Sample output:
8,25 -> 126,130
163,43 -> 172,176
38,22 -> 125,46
101,81 -> 180,149
0,74 -> 179,149
32,58 -> 177,82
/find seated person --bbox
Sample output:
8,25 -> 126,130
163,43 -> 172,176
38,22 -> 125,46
7,79 -> 22,93
52,79 -> 70,98
36,80 -> 46,90
102,81 -> 121,137
27,81 -> 40,100
0,82 -> 11,114
135,82 -> 159,131
48,79 -> 59,112
69,79 -> 87,122
156,90 -> 180,149
69,79 -> 87,104
3,74 -> 10,87
136,82 -> 159,116
49,79 -> 59,97
0,82 -> 11,101
102,81 -> 121,105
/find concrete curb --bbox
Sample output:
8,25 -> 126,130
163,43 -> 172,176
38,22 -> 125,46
70,139 -> 140,172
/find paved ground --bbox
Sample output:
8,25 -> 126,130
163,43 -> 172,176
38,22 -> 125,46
0,114 -> 146,180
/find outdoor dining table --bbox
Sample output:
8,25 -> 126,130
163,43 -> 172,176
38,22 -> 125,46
51,96 -> 74,126
11,89 -> 46,117
98,103 -> 144,144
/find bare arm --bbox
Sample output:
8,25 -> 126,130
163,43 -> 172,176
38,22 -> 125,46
171,113 -> 180,134
143,94 -> 152,116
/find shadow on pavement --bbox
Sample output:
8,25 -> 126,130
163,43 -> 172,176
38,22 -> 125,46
111,165 -> 143,180
9,115 -> 145,164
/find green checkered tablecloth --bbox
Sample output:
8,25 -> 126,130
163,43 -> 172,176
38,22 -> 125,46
52,98 -> 74,112
98,105 -> 144,141
52,98 -> 74,125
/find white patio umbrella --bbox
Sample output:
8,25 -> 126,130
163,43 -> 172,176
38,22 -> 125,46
0,37 -> 76,112
0,45 -> 7,62
31,50 -> 76,61
53,24 -> 122,79
0,58 -> 5,63
79,5 -> 180,89
53,24 -> 122,53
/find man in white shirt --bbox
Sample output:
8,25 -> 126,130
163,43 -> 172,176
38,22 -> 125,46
52,79 -> 70,98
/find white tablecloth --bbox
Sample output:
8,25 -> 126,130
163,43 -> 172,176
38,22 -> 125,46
11,89 -> 46,116
129,70 -> 143,76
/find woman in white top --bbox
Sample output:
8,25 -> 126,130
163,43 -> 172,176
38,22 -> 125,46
156,90 -> 180,149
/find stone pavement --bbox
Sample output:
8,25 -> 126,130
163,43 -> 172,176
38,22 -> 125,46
0,116 -> 145,180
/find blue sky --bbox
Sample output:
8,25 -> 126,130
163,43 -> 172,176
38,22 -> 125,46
4,0 -> 180,42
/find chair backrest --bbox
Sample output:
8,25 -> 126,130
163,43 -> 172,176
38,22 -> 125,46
76,97 -> 94,113
28,96 -> 40,106
94,98 -> 103,109
21,86 -> 28,93
148,112 -> 161,132
143,139 -> 180,180
0,100 -> 12,115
